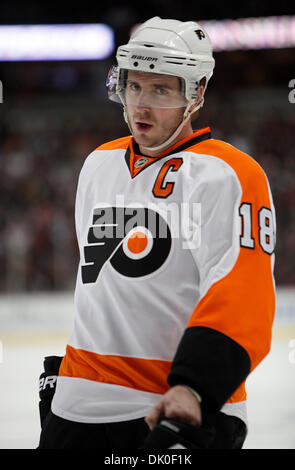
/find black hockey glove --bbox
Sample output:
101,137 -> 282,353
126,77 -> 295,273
142,415 -> 215,449
38,355 -> 63,428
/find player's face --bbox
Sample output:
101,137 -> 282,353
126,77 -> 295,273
125,71 -> 187,152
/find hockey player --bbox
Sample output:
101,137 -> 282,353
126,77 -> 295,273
38,17 -> 276,449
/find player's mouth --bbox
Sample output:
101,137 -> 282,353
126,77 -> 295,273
135,121 -> 153,133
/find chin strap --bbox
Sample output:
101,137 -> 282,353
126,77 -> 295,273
122,97 -> 204,154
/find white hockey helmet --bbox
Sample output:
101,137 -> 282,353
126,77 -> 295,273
106,17 -> 215,150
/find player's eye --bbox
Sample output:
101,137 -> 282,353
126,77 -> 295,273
127,82 -> 141,93
155,87 -> 169,95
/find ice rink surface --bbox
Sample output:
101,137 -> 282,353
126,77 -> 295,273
0,293 -> 294,450
0,332 -> 294,449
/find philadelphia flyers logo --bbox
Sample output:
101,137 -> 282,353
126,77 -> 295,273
81,206 -> 172,283
195,29 -> 205,40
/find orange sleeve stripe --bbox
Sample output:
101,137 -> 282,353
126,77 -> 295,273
59,344 -> 172,395
188,139 -> 276,372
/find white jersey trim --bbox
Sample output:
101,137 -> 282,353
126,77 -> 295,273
52,376 -> 248,425
52,376 -> 162,423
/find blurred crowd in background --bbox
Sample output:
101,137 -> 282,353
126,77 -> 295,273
0,44 -> 294,292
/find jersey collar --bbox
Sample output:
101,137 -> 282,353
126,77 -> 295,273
125,126 -> 211,178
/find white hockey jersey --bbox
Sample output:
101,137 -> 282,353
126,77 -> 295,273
52,127 -> 276,424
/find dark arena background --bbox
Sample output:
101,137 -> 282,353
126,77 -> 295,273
0,1 -> 294,449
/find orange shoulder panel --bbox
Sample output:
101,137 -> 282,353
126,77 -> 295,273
95,135 -> 131,151
190,138 -> 267,192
